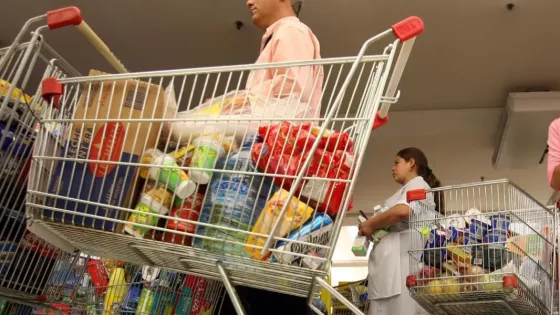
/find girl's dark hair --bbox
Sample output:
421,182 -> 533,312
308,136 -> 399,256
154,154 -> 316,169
397,147 -> 444,214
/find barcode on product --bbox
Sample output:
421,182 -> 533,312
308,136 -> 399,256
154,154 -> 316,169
124,85 -> 147,110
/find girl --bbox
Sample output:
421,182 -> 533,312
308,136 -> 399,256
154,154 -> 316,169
359,147 -> 443,315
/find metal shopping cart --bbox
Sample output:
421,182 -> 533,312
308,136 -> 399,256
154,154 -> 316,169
0,6 -> 129,313
330,280 -> 369,315
23,10 -> 425,315
405,179 -> 556,315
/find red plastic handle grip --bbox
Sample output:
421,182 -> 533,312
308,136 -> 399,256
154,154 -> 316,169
392,16 -> 424,42
47,6 -> 83,30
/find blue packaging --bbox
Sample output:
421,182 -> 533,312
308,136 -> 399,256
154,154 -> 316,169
43,126 -> 138,231
195,134 -> 279,255
490,214 -> 511,230
469,219 -> 490,239
272,213 -> 333,265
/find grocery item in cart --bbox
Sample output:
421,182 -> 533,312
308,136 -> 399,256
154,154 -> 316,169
164,192 -> 204,245
120,273 -> 143,313
87,259 -> 109,296
189,134 -> 226,185
272,213 -> 333,265
44,70 -> 165,231
104,264 -> 127,313
124,192 -> 171,238
195,134 -> 277,255
165,90 -> 319,145
253,122 -> 355,215
141,149 -> 197,199
490,213 -> 511,230
245,189 -> 314,260
469,219 -> 490,239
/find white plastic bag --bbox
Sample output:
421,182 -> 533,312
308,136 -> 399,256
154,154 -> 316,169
164,89 -> 318,145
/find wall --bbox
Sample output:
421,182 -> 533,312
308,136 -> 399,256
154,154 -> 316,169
330,107 -> 552,284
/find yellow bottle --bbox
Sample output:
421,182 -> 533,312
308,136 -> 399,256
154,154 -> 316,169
104,265 -> 127,314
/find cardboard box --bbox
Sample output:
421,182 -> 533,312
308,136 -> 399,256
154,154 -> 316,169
44,70 -> 164,231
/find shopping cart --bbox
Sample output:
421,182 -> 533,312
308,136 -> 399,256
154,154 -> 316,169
33,256 -> 226,315
0,6 -> 127,312
405,179 -> 556,315
25,11 -> 425,315
329,279 -> 369,315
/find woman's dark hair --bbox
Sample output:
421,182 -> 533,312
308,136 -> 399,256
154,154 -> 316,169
397,147 -> 444,214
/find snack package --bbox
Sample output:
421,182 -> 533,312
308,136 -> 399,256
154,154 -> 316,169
272,213 -> 333,265
140,149 -> 196,199
252,121 -> 356,215
245,189 -> 314,260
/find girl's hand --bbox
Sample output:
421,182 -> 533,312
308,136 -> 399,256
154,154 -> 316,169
358,218 -> 375,237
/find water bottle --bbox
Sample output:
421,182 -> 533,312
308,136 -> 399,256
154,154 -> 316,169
196,134 -> 278,255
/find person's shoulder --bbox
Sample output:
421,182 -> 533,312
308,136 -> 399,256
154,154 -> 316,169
406,176 -> 431,190
276,18 -> 313,36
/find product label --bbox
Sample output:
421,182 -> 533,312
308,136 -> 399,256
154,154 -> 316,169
88,122 -> 125,177
193,146 -> 218,172
127,203 -> 158,236
274,224 -> 332,264
300,177 -> 329,203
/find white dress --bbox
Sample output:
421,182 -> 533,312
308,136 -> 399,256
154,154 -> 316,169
367,176 -> 435,315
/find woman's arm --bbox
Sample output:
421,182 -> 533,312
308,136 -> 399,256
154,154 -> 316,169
358,204 -> 410,236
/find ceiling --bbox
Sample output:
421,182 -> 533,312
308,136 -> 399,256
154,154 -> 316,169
3,0 -> 560,112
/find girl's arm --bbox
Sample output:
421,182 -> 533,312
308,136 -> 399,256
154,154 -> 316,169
358,204 -> 410,236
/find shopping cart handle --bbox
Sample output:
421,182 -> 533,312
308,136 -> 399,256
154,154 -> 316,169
46,6 -> 83,29
392,16 -> 424,42
45,6 -> 127,73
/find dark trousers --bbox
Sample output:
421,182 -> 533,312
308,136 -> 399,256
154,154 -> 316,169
219,286 -> 311,315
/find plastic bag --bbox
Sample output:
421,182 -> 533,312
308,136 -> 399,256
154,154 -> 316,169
165,89 -> 317,144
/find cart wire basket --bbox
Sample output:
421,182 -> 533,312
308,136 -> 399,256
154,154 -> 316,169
22,7 -> 425,315
405,179 -> 556,315
330,279 -> 369,315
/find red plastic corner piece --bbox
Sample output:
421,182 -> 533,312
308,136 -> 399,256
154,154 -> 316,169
35,295 -> 47,302
372,112 -> 389,130
406,189 -> 427,202
47,6 -> 83,30
392,16 -> 424,42
42,77 -> 64,109
406,275 -> 417,288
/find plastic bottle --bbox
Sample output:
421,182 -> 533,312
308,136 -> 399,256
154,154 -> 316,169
195,134 -> 278,255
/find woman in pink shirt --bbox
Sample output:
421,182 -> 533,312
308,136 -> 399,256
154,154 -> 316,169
548,118 -> 560,190
246,0 -> 324,118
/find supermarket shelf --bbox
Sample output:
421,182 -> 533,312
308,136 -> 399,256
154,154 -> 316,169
33,220 -> 327,298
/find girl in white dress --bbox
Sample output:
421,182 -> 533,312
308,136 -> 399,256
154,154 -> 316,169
358,147 -> 444,315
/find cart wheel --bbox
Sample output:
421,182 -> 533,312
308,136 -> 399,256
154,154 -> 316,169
406,275 -> 417,287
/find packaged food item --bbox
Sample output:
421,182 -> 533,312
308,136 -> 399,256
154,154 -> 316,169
124,193 -> 170,238
175,275 -> 211,315
120,273 -> 143,313
165,192 -> 204,245
142,181 -> 174,208
87,259 -> 109,296
486,229 -> 508,248
222,136 -> 239,154
104,265 -> 127,313
142,149 -> 197,199
447,243 -> 472,268
490,214 -> 511,230
45,69 -> 164,231
136,287 -> 155,315
195,135 -> 278,255
272,213 -> 333,264
352,236 -> 370,257
469,219 -> 490,239
245,189 -> 314,260
189,134 -> 226,184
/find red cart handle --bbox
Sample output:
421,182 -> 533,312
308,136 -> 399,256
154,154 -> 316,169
392,16 -> 424,42
46,6 -> 127,73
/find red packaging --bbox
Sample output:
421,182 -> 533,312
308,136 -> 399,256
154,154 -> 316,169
19,230 -> 59,259
86,259 -> 108,296
185,275 -> 209,315
417,266 -> 440,285
167,193 -> 204,233
315,129 -> 354,152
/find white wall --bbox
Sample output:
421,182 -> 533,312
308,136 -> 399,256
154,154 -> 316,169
329,107 -> 552,284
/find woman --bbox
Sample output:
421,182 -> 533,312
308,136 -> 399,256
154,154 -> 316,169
359,147 -> 443,315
